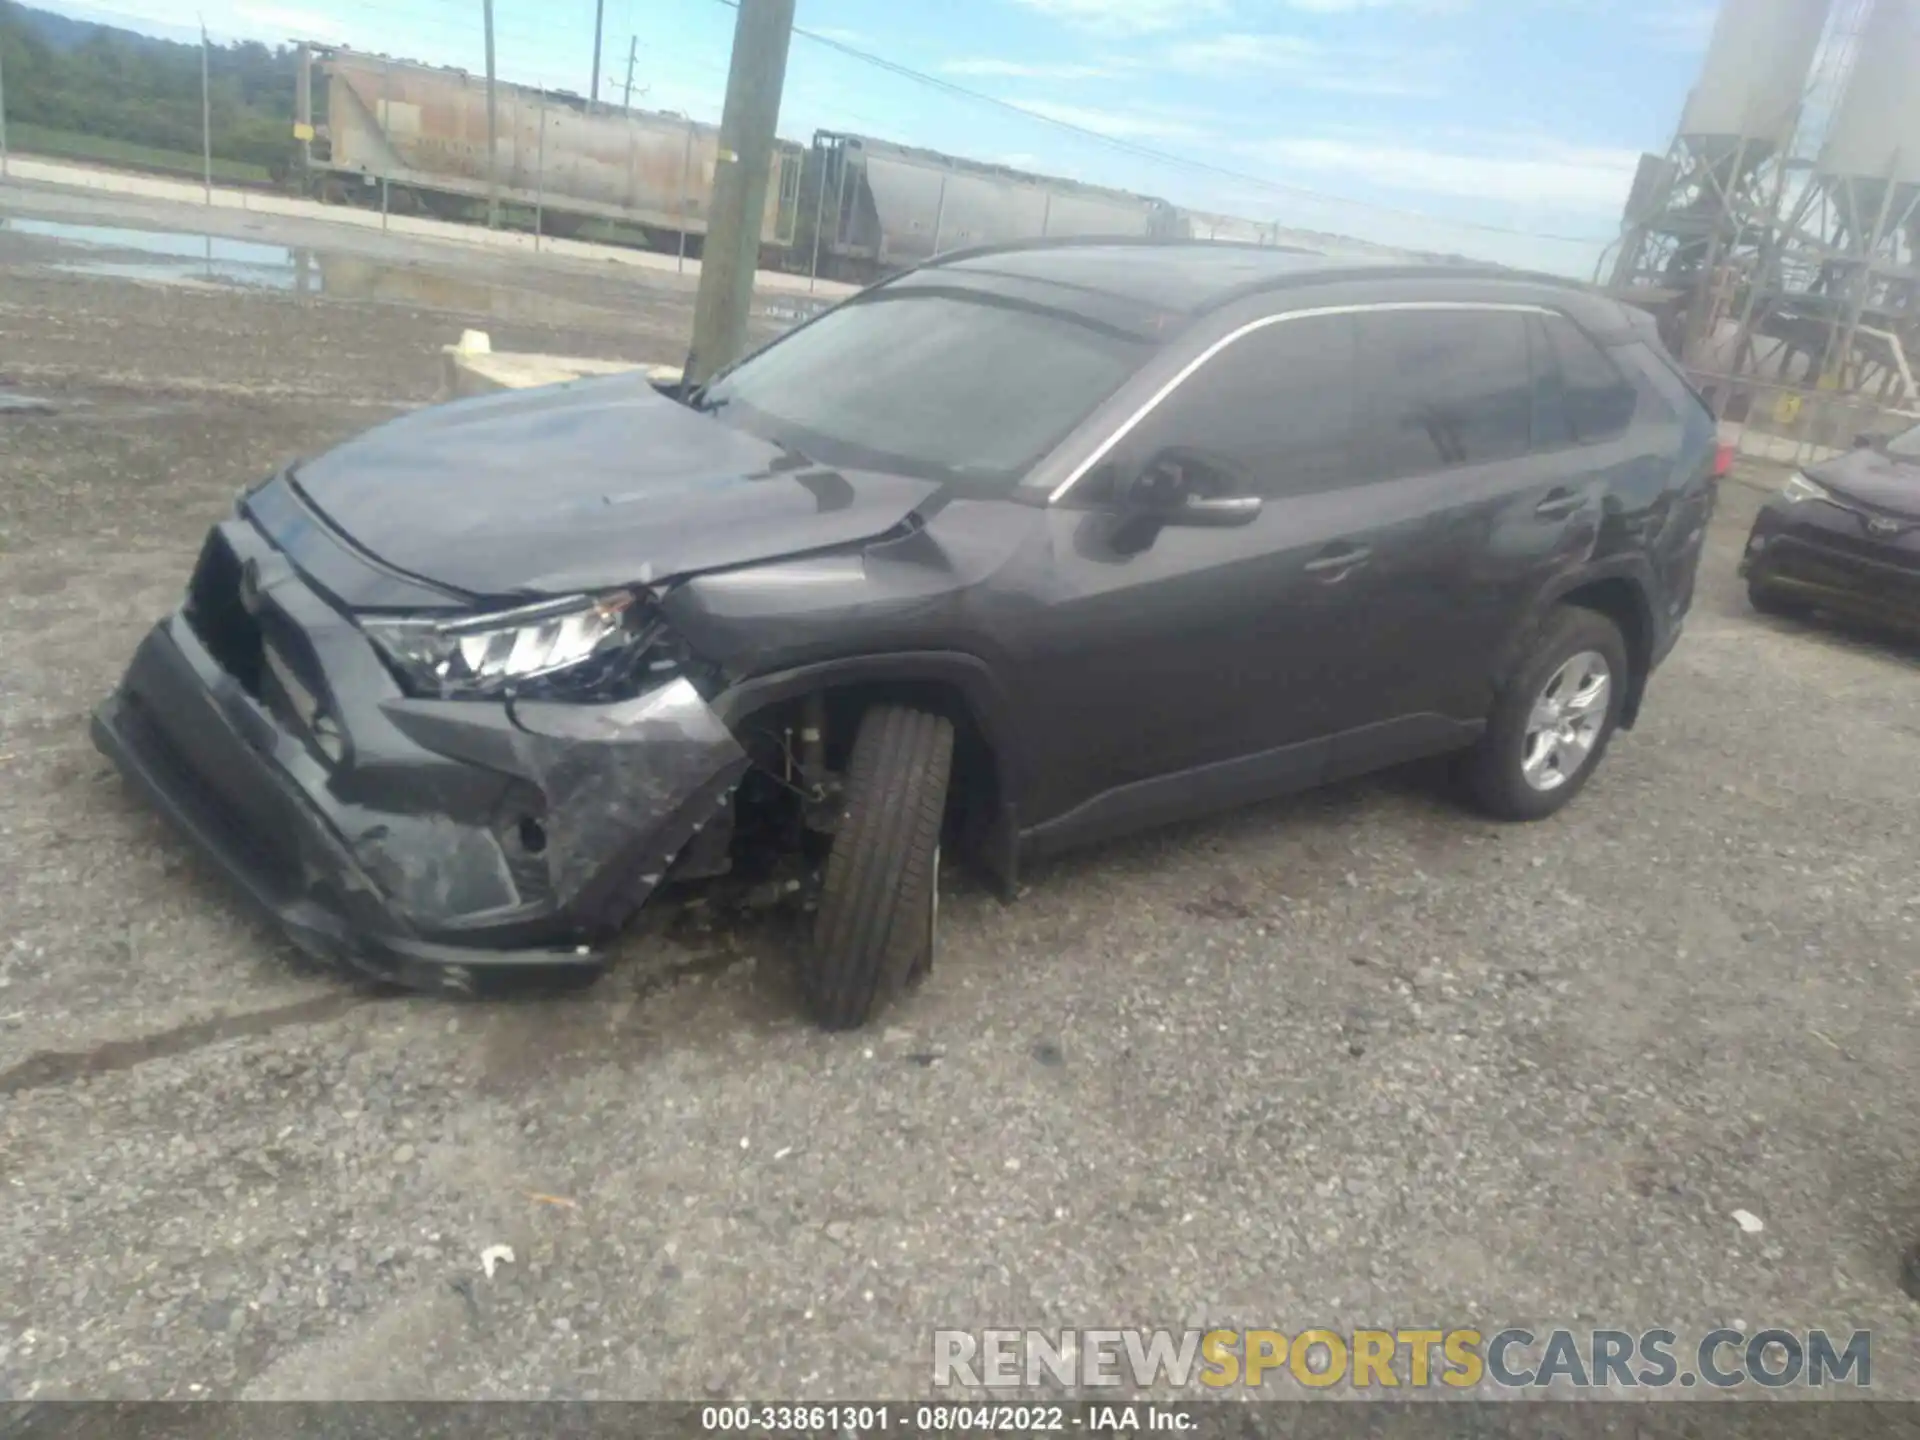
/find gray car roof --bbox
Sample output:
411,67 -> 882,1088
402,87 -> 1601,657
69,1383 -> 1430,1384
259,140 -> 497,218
920,239 -> 1629,337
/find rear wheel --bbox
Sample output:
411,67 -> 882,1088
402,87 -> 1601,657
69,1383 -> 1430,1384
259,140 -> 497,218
802,705 -> 952,1031
1467,607 -> 1628,822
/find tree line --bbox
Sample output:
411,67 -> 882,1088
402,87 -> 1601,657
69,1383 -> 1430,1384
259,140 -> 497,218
0,1 -> 307,174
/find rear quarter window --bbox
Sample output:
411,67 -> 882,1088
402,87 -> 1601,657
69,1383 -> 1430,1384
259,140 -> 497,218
1357,309 -> 1534,478
1543,314 -> 1637,442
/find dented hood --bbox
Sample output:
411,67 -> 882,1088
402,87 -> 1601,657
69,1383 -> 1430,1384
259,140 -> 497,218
290,372 -> 942,597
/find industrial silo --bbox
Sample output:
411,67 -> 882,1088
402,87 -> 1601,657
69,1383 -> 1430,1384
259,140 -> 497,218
1800,0 -> 1920,394
1816,0 -> 1920,210
1678,0 -> 1833,161
1608,0 -> 1832,334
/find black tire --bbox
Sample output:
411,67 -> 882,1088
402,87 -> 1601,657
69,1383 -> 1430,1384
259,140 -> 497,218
1747,576 -> 1809,619
1466,606 -> 1630,822
802,705 -> 952,1031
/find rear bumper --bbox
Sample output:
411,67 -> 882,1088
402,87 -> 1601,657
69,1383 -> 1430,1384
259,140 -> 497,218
92,525 -> 748,996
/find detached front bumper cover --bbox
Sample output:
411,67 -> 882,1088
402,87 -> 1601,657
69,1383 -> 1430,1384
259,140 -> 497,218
92,592 -> 749,996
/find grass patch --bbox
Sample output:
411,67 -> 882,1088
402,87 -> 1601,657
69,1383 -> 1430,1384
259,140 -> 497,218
7,124 -> 272,184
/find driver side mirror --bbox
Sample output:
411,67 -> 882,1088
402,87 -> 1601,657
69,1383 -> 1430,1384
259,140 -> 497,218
1117,449 -> 1263,528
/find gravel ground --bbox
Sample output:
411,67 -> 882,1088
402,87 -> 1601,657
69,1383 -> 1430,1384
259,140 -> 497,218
1,192 -> 1917,1403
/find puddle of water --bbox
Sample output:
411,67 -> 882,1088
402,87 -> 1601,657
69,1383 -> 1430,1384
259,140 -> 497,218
3,216 -> 832,327
5,217 -> 297,267
3,217 -> 309,291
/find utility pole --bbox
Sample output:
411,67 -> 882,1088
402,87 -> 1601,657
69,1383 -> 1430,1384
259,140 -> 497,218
685,0 -> 795,387
483,0 -> 500,228
622,35 -> 638,113
199,18 -> 213,205
588,0 -> 605,113
0,16 -> 10,181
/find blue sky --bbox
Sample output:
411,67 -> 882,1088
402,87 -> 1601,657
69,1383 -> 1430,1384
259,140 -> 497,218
42,0 -> 1726,274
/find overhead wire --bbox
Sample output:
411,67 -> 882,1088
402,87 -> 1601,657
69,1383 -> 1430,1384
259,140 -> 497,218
707,0 -> 1615,250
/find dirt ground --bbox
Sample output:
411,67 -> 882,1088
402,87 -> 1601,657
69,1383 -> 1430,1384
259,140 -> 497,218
2,185 -> 1918,1402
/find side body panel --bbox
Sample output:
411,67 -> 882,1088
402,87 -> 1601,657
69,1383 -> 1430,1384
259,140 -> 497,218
674,275 -> 1708,868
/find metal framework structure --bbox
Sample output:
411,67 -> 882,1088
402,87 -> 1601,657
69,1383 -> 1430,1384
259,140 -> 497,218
1743,0 -> 1920,402
1608,0 -> 1920,413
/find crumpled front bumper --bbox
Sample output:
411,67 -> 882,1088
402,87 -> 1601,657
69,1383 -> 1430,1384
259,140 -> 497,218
91,519 -> 748,996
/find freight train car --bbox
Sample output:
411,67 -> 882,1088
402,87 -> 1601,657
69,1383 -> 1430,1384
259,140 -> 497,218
295,45 -> 804,251
803,130 -> 1186,281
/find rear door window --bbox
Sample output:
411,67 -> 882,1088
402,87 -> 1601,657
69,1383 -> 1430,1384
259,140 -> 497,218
1543,313 -> 1637,442
1357,310 -> 1533,478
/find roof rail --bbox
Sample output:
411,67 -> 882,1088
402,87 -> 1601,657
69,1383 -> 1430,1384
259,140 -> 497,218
920,234 -> 1321,269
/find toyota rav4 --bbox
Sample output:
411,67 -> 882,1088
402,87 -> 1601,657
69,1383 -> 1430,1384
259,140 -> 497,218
93,240 -> 1720,1029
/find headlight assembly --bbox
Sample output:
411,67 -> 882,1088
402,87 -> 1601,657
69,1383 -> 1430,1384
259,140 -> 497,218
1781,472 -> 1836,506
361,591 -> 652,699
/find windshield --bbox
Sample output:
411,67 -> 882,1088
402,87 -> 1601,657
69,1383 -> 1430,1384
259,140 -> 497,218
697,291 -> 1152,491
1887,421 -> 1920,459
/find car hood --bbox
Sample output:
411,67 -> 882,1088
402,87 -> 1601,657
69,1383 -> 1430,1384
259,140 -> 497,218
1808,446 -> 1920,518
289,372 -> 943,597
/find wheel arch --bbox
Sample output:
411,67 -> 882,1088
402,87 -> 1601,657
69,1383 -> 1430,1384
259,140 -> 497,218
1536,566 -> 1657,729
708,652 -> 1027,893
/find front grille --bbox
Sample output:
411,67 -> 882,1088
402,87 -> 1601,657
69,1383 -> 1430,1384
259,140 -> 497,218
256,612 -> 341,763
184,527 -> 344,766
1804,506 -> 1920,560
184,529 -> 263,693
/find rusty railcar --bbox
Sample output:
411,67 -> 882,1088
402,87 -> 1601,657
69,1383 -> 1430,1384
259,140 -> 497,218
297,45 -> 803,250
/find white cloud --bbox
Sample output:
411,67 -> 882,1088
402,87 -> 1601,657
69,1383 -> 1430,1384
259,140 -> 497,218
1164,33 -> 1319,72
1159,31 -> 1449,97
943,57 -> 1123,80
1243,133 -> 1642,212
1007,98 -> 1208,141
1009,0 -> 1228,35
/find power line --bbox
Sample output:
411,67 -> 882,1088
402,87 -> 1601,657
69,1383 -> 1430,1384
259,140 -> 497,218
708,0 -> 1613,249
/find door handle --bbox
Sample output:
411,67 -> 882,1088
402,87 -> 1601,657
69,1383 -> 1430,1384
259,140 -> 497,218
1535,488 -> 1583,520
1304,543 -> 1371,579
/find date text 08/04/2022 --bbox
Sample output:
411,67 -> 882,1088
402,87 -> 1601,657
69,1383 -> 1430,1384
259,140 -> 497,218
700,1404 -> 1196,1432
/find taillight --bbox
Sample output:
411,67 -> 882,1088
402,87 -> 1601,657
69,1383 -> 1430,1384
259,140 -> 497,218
1713,443 -> 1734,479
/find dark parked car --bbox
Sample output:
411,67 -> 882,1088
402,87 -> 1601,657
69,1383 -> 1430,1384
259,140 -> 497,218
1741,422 -> 1920,633
92,241 -> 1720,1029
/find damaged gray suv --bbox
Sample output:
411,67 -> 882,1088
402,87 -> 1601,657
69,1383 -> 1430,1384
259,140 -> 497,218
93,240 -> 1719,1029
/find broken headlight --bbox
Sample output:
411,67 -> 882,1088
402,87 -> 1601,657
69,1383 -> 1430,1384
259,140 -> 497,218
361,591 -> 653,700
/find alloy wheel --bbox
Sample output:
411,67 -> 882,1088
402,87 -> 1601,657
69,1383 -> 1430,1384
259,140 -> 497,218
1520,650 -> 1611,793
